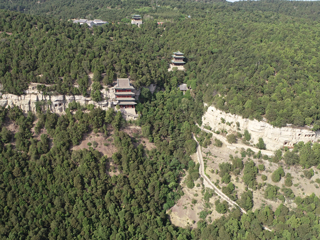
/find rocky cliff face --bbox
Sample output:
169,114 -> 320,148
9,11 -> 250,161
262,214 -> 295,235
202,106 -> 320,151
0,85 -> 140,119
0,89 -> 114,114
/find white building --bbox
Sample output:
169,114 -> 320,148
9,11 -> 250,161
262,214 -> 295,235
73,19 -> 108,27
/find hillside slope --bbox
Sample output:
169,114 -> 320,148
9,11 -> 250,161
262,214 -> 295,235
2,9 -> 320,129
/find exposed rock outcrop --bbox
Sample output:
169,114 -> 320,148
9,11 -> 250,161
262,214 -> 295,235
0,84 -> 140,120
202,106 -> 320,151
0,93 -> 112,114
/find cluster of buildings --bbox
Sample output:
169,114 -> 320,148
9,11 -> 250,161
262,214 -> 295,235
73,15 -> 142,28
8,46 -> 187,118
72,19 -> 108,27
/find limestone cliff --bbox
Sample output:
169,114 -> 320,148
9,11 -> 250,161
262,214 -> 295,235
202,106 -> 320,151
0,84 -> 140,119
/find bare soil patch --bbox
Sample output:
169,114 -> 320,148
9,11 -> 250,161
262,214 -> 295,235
2,121 -> 19,147
3,121 -> 19,135
122,125 -> 156,151
168,153 -> 235,228
71,131 -> 117,158
71,126 -> 152,176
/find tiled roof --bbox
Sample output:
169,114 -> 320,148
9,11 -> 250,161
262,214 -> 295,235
172,55 -> 184,58
115,78 -> 134,89
73,19 -> 87,23
115,92 -> 135,95
118,102 -> 137,105
116,97 -> 136,101
174,51 -> 184,55
179,84 -> 188,91
93,19 -> 108,24
171,60 -> 185,64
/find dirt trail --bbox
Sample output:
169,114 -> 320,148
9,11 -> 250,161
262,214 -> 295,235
197,123 -> 274,157
193,134 -> 272,232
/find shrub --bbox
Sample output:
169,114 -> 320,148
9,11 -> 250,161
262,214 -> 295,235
92,141 -> 98,148
256,138 -> 266,150
304,169 -> 314,179
282,187 -> 295,199
261,175 -> 267,181
204,189 -> 214,202
271,167 -> 285,182
227,134 -> 237,144
238,190 -> 253,211
242,160 -> 258,188
244,129 -> 251,141
285,173 -> 293,187
214,138 -> 223,147
283,151 -> 299,165
200,210 -> 210,219
185,139 -> 197,155
258,164 -> 265,171
264,184 -> 279,200
221,173 -> 231,184
215,200 -> 228,214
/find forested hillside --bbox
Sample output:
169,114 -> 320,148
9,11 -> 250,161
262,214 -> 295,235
3,8 -> 320,127
1,76 -> 320,240
234,0 -> 320,21
1,88 -> 320,239
2,2 -> 320,239
0,0 -> 225,22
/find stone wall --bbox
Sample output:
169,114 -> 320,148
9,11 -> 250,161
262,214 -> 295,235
202,106 -> 320,151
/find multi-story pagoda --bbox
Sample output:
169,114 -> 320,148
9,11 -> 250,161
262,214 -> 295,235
168,51 -> 185,71
114,78 -> 136,109
131,15 -> 142,26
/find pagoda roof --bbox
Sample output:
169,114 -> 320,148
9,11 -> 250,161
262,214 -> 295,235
115,78 -> 134,89
116,97 -> 136,101
115,92 -> 135,95
179,84 -> 188,91
171,60 -> 185,64
132,15 -> 142,19
173,51 -> 184,55
172,55 -> 184,58
118,102 -> 137,105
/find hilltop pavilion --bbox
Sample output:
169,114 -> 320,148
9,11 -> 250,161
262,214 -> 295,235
168,51 -> 186,71
131,15 -> 143,26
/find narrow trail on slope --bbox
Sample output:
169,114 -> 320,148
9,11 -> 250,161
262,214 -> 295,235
192,134 -> 272,232
196,123 -> 274,157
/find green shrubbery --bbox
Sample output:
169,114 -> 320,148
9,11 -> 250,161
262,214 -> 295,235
271,167 -> 285,182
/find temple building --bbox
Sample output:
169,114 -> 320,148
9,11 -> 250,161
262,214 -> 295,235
131,15 -> 143,26
114,78 -> 136,109
168,51 -> 185,71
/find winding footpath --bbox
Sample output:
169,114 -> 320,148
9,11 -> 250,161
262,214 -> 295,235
196,123 -> 275,157
192,134 -> 272,232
